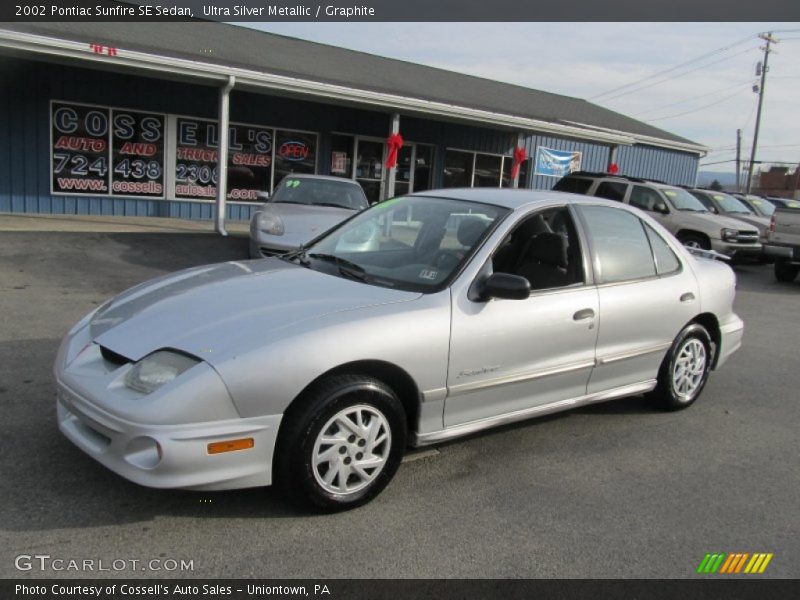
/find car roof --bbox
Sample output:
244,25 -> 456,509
562,171 -> 676,189
413,187 -> 623,211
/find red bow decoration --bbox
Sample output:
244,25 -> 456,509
385,133 -> 404,169
511,146 -> 527,180
608,163 -> 619,175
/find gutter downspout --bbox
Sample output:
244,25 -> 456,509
215,75 -> 235,236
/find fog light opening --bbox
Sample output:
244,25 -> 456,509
207,438 -> 254,455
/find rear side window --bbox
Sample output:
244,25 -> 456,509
629,185 -> 664,212
578,205 -> 656,283
553,177 -> 592,195
644,223 -> 681,275
595,181 -> 628,202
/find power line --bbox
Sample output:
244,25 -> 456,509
590,33 -> 756,101
643,87 -> 749,122
596,46 -> 759,103
632,79 -> 754,117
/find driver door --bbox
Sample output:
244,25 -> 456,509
444,207 -> 599,428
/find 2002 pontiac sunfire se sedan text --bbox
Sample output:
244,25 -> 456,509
55,189 -> 743,511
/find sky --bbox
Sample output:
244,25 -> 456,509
237,22 -> 800,174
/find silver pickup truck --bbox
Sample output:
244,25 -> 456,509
764,207 -> 800,282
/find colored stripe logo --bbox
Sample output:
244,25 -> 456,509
697,552 -> 773,574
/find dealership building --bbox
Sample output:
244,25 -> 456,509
0,21 -> 706,229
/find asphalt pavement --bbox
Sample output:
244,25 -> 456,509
1,215 -> 798,579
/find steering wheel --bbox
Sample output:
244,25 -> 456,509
432,250 -> 461,271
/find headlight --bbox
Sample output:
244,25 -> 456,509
257,211 -> 284,236
124,350 -> 200,394
721,228 -> 739,242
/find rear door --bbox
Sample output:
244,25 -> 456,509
575,205 -> 698,394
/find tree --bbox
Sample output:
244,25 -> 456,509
709,179 -> 723,191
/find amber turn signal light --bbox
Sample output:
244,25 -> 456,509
207,438 -> 254,454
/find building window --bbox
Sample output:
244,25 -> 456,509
444,149 -> 526,189
273,129 -> 317,188
330,134 -> 355,179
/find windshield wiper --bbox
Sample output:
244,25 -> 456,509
281,246 -> 311,267
307,253 -> 369,282
314,202 -> 351,210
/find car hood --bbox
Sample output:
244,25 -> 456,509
263,202 -> 356,235
90,259 -> 419,365
673,210 -> 759,235
722,213 -> 770,233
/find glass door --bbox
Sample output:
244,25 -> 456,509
355,139 -> 385,204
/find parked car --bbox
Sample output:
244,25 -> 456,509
249,174 -> 369,258
554,172 -> 761,258
687,189 -> 770,244
764,206 -> 800,282
734,194 -> 776,218
55,189 -> 743,511
765,196 -> 800,210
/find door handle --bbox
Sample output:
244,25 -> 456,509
680,292 -> 695,303
573,308 -> 595,321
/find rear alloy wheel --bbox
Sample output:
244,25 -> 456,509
274,375 -> 406,512
678,233 -> 710,251
774,259 -> 799,283
650,323 -> 713,411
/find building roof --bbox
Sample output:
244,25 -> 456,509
0,21 -> 703,152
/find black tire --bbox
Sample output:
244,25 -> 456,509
677,232 -> 711,251
273,374 -> 407,512
774,259 -> 799,283
649,323 -> 713,411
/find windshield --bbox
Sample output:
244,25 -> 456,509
271,177 -> 369,210
662,188 -> 709,212
289,195 -> 509,293
741,195 -> 775,216
712,192 -> 753,214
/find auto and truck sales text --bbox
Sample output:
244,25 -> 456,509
16,4 -> 376,18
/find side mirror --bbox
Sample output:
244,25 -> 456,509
257,191 -> 270,202
653,201 -> 669,214
481,273 -> 530,301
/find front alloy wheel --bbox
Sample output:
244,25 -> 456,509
312,405 -> 391,495
274,374 -> 406,512
670,338 -> 707,402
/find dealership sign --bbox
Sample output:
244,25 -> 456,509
534,147 -> 582,178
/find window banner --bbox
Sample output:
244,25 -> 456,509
51,102 -> 110,195
174,118 -> 273,202
110,110 -> 166,197
534,147 -> 582,178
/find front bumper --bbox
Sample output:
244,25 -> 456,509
763,243 -> 799,262
57,380 -> 282,491
710,239 -> 762,258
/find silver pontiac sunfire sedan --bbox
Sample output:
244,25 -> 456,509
55,189 -> 744,511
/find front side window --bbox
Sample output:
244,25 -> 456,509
492,207 -> 584,291
595,181 -> 628,202
578,205 -> 656,284
630,185 -> 665,212
297,195 -> 508,292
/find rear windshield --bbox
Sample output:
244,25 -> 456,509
553,177 -> 592,195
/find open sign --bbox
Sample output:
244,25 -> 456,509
279,140 -> 310,161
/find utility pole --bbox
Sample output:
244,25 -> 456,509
746,32 -> 778,194
735,129 -> 742,192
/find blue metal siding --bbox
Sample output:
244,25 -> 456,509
0,56 -> 700,222
616,144 -> 699,186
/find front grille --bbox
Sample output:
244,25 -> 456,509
99,345 -> 130,366
736,231 -> 759,244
